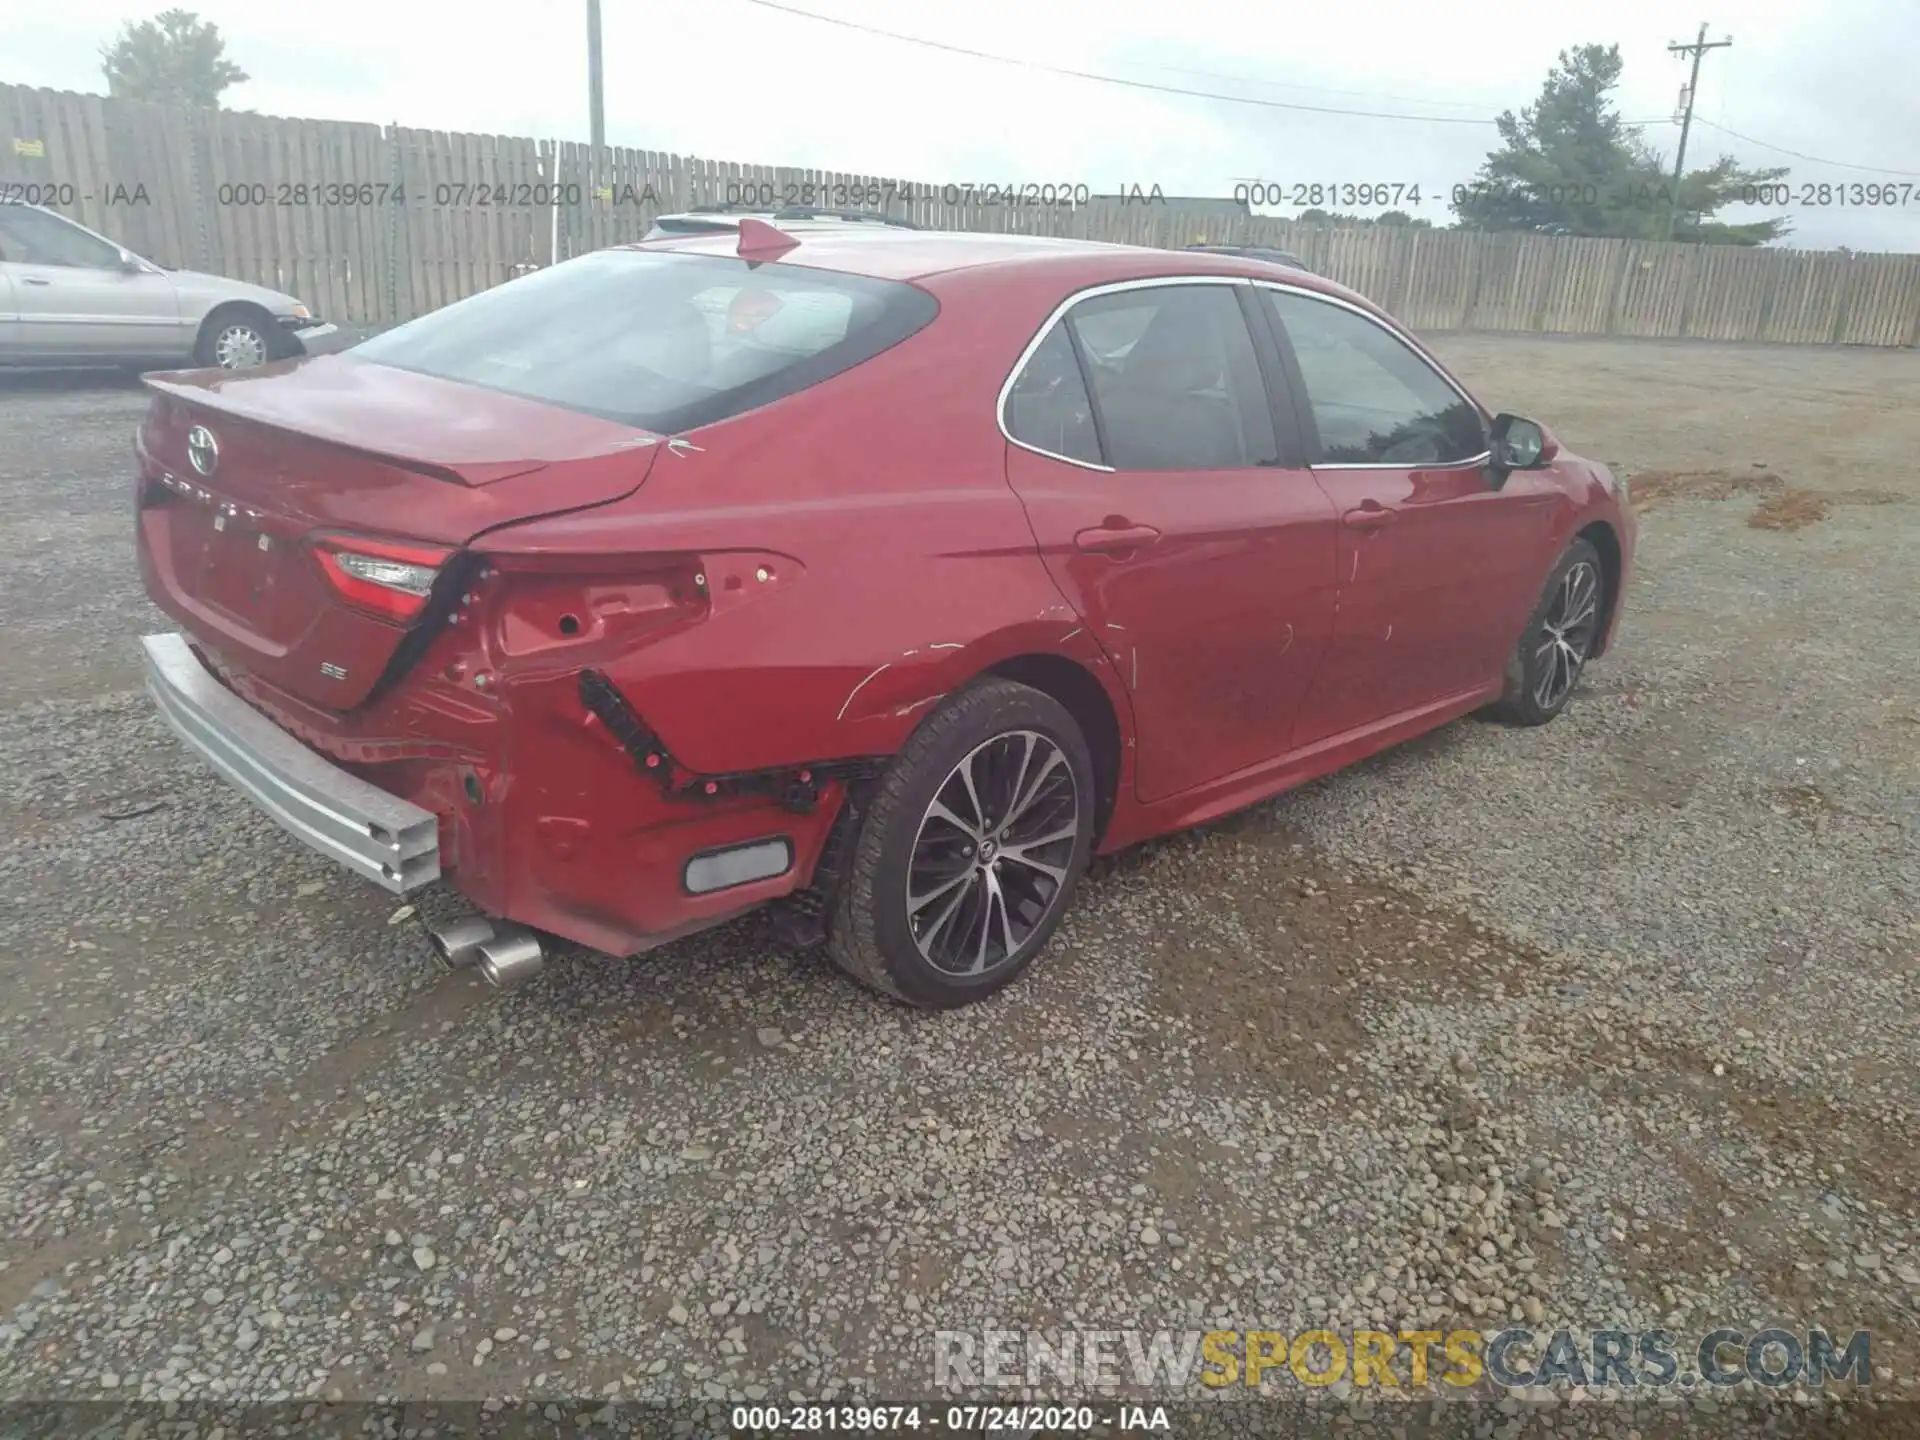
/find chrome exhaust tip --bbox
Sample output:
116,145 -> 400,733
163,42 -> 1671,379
475,925 -> 545,990
427,915 -> 496,971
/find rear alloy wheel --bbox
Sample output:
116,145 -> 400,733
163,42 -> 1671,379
828,678 -> 1095,1008
1491,537 -> 1605,726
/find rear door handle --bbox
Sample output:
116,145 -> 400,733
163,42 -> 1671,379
1074,523 -> 1161,554
22,277 -> 50,286
1341,501 -> 1396,530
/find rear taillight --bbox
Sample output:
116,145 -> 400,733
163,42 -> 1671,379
313,534 -> 453,623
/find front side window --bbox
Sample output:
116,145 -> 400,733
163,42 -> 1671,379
1264,290 -> 1485,466
1065,285 -> 1276,471
351,248 -> 937,433
0,205 -> 121,269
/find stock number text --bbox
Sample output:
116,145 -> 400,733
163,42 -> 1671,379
215,181 -> 402,206
1236,182 -> 1423,208
1741,181 -> 1920,207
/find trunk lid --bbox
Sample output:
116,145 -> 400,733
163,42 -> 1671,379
137,354 -> 663,710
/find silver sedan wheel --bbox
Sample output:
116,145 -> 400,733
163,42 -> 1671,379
1532,559 -> 1600,711
907,730 -> 1080,977
212,322 -> 268,369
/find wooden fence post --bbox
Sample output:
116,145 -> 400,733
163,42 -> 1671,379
1752,250 -> 1779,343
1459,236 -> 1488,331
1390,228 -> 1420,314
1676,243 -> 1703,339
1604,242 -> 1635,336
1906,258 -> 1920,349
1530,235 -> 1560,333
1830,252 -> 1857,346
384,123 -> 405,323
184,111 -> 212,272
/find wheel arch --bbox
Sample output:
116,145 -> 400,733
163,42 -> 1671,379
1575,519 -> 1623,656
983,651 -> 1125,845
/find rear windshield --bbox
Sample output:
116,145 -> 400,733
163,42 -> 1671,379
351,249 -> 937,433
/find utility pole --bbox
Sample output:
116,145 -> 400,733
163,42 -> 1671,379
587,0 -> 606,187
1664,22 -> 1732,240
587,0 -> 606,152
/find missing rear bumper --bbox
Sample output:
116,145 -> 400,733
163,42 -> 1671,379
141,631 -> 442,893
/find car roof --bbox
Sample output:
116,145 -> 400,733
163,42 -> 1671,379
629,225 -> 1373,309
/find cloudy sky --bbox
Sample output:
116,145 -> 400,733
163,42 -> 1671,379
4,0 -> 1916,250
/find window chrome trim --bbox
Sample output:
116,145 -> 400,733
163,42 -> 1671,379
996,274 -> 1257,473
1245,278 -> 1492,471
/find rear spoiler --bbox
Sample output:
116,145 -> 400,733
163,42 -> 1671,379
141,370 -> 552,487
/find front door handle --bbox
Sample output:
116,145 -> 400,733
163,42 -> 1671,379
21,277 -> 50,286
1341,500 -> 1396,530
1074,523 -> 1161,554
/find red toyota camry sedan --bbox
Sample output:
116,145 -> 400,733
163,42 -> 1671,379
135,220 -> 1634,1008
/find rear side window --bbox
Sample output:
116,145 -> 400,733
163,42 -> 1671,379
1004,324 -> 1100,466
352,249 -> 937,433
1066,286 -> 1277,471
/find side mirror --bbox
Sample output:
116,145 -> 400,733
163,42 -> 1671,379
1487,413 -> 1558,487
116,248 -> 145,272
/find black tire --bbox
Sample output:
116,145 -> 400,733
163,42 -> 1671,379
194,307 -> 276,370
1489,537 -> 1606,726
827,677 -> 1096,1009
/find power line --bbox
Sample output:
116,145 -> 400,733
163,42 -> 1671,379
1074,55 -> 1500,114
735,0 -> 1500,124
734,0 -> 1920,182
1693,118 -> 1920,178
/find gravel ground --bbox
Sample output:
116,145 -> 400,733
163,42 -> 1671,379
0,338 -> 1915,1435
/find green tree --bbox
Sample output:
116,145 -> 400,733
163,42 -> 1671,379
1453,43 -> 1787,244
100,9 -> 249,108
1295,207 -> 1433,229
1666,156 -> 1791,244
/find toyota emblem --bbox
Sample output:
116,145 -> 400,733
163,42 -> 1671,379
186,425 -> 220,477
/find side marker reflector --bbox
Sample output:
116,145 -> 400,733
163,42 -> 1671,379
684,838 -> 793,895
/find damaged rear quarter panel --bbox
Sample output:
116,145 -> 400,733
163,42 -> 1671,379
472,288 -> 1103,777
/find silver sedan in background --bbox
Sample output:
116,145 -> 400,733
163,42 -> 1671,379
0,202 -> 348,370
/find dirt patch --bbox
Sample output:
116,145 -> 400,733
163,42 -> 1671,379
1483,995 -> 1919,1381
1626,467 -> 1837,531
1772,781 -> 1840,820
1629,468 -> 1785,512
1615,1049 -> 1916,1387
1103,814 -> 1549,1094
1750,488 -> 1833,531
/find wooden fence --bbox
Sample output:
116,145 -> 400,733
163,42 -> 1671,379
6,83 -> 1919,346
